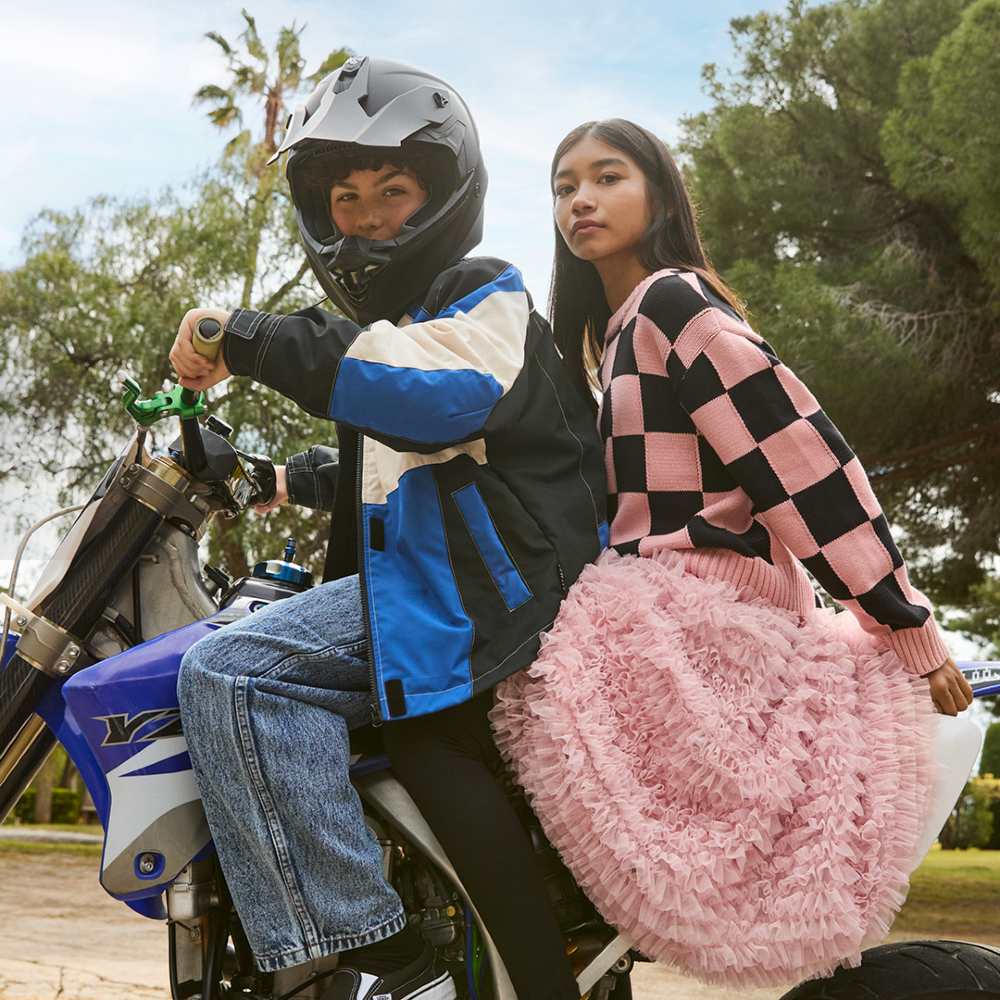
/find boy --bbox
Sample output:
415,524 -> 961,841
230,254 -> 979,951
171,57 -> 604,1000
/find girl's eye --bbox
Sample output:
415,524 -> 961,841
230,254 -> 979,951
554,185 -> 574,198
598,173 -> 621,185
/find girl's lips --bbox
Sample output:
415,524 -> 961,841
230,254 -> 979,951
572,220 -> 604,236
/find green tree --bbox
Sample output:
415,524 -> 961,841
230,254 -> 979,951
681,0 -> 1000,634
981,723 -> 1000,779
882,0 -> 1000,291
939,776 -> 998,850
0,13 -> 352,579
979,723 -> 1000,846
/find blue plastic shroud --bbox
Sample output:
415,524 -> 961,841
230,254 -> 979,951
2,619 -> 390,920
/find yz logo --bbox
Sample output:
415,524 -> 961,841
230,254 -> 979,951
96,708 -> 183,747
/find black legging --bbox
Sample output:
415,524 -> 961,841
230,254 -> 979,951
384,692 -> 579,1000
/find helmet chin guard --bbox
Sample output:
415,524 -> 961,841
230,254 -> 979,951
277,57 -> 487,325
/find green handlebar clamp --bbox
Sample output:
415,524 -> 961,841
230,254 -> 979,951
122,378 -> 207,426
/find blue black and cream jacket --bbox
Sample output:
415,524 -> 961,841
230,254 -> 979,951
222,257 -> 607,721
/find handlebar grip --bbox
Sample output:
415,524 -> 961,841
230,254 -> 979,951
192,317 -> 224,362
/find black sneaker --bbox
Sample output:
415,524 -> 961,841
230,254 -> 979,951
320,943 -> 456,1000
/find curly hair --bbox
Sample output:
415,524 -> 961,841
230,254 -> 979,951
293,146 -> 433,197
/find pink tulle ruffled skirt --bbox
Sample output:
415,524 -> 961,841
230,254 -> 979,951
489,548 -> 937,989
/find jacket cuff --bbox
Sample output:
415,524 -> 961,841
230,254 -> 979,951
223,309 -> 284,381
890,616 -> 951,676
285,450 -> 317,509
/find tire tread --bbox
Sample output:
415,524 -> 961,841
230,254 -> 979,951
778,940 -> 1000,999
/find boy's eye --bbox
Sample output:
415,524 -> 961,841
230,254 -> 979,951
383,187 -> 406,198
334,192 -> 357,203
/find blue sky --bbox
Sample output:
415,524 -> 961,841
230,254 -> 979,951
1,0 -> 787,300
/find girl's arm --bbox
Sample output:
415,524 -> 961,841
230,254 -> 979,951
659,295 -> 950,677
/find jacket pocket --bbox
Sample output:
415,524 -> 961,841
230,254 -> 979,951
451,483 -> 533,612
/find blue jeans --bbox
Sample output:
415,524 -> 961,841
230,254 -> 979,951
177,575 -> 405,972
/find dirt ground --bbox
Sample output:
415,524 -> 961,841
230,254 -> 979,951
0,850 -> 986,1000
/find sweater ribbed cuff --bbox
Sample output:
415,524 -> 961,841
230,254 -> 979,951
889,618 -> 951,676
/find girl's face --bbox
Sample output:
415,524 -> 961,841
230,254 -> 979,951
329,165 -> 428,241
553,134 -> 652,263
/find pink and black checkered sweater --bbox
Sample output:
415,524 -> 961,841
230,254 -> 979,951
599,269 -> 949,676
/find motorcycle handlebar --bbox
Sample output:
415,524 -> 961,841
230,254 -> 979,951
179,318 -> 223,473
192,316 -> 223,361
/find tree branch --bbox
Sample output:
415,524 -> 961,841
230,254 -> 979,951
868,421 -> 1000,469
870,446 -> 1000,484
260,259 -> 310,313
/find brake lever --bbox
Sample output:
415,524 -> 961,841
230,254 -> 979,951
236,451 -> 277,507
178,318 -> 225,478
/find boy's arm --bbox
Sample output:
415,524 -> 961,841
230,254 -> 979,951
222,259 -> 529,454
284,445 -> 339,512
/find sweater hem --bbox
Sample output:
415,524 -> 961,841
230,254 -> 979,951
680,548 -> 814,616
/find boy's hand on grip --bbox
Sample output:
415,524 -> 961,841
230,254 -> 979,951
254,466 -> 289,514
171,308 -> 232,390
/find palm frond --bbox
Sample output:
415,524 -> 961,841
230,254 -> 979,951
208,105 -> 242,129
307,47 -> 352,85
192,84 -> 233,105
204,31 -> 233,56
276,24 -> 305,84
232,63 -> 267,94
240,8 -> 267,63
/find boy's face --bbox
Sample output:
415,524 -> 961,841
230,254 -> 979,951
329,165 -> 428,241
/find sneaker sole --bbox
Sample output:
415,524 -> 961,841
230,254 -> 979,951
400,971 -> 456,1000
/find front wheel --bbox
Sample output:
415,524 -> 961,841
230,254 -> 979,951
779,940 -> 1000,999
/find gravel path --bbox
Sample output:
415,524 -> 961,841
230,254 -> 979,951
0,850 -> 979,1000
0,828 -> 102,845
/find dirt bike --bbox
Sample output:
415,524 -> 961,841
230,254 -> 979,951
2,320 -> 1000,999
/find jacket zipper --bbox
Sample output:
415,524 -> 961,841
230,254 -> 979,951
355,433 -> 381,726
533,353 -> 603,546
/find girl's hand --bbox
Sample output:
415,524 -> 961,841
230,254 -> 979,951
253,465 -> 289,514
170,308 -> 232,391
926,657 -> 974,716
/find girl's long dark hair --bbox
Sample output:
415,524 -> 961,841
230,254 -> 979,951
549,119 -> 745,400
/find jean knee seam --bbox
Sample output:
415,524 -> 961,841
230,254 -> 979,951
232,675 -> 321,950
259,640 -> 366,685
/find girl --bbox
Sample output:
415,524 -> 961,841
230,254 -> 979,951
490,119 -> 975,988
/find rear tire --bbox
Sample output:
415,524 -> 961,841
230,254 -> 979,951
778,940 -> 1000,999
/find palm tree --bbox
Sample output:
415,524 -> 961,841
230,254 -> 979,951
193,10 -> 352,306
189,12 -> 352,577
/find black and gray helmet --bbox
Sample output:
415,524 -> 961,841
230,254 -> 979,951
273,56 -> 487,325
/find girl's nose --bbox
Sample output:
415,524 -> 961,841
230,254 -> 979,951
571,186 -> 596,214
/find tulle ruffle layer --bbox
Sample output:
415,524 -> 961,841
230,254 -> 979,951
489,548 -> 936,989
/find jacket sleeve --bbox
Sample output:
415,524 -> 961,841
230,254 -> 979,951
222,260 -> 530,453
648,282 -> 951,676
284,445 -> 339,512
